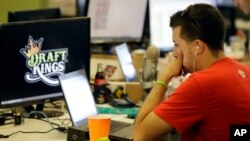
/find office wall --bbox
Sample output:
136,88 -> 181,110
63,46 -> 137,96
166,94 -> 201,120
0,0 -> 47,23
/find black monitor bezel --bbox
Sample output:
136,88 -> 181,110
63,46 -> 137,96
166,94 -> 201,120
8,8 -> 61,23
0,17 -> 90,108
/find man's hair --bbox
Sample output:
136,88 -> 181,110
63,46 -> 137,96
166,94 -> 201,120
170,3 -> 226,52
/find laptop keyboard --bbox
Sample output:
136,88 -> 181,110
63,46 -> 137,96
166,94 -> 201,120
109,120 -> 131,133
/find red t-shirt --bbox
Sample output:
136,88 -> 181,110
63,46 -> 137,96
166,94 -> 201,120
154,58 -> 250,141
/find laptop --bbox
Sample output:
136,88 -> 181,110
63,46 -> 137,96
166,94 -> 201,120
115,43 -> 138,82
58,69 -> 134,141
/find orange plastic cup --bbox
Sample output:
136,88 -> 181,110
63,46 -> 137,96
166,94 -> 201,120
88,115 -> 111,141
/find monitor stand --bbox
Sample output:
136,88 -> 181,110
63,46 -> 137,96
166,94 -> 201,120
24,103 -> 64,118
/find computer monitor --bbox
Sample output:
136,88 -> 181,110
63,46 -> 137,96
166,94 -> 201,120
0,17 -> 90,109
114,43 -> 137,82
77,0 -> 88,16
8,8 -> 61,22
216,0 -> 234,7
149,0 -> 216,51
87,0 -> 148,43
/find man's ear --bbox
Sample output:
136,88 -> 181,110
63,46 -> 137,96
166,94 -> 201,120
195,40 -> 205,55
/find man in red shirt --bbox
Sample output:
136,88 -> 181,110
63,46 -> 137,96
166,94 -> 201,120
133,3 -> 250,141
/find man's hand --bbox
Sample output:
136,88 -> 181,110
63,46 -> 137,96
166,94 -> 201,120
160,49 -> 183,82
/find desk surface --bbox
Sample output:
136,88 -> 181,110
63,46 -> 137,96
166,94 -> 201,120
0,111 -> 134,141
0,118 -> 67,141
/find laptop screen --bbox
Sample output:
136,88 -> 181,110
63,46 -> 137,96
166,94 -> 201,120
115,43 -> 137,82
59,69 -> 97,127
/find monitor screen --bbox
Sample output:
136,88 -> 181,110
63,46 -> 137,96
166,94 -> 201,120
216,0 -> 234,7
149,0 -> 216,51
87,0 -> 148,43
0,17 -> 90,108
77,0 -> 88,16
115,43 -> 137,82
8,8 -> 61,22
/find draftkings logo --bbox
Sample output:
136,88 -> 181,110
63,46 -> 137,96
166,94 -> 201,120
230,125 -> 250,141
20,36 -> 68,86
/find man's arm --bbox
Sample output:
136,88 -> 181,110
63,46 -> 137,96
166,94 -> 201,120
133,76 -> 173,141
133,50 -> 183,141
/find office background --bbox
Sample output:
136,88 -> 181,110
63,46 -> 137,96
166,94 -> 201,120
0,0 -> 249,93
1,0 -> 249,46
0,0 -> 79,23
0,1 -> 249,141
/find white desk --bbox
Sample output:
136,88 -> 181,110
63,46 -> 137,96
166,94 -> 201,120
0,114 -> 69,141
0,112 -> 134,141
